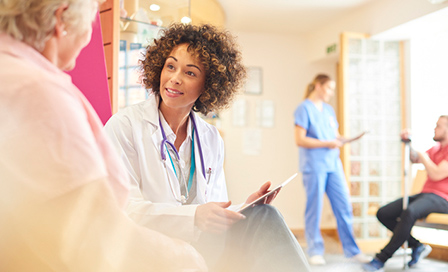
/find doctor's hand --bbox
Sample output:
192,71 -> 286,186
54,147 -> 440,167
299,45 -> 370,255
244,181 -> 278,206
195,201 -> 246,234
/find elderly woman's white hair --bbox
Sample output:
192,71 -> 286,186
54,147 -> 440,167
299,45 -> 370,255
0,0 -> 103,51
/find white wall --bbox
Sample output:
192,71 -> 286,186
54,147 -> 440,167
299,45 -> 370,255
306,0 -> 448,62
409,27 -> 448,151
221,0 -> 448,230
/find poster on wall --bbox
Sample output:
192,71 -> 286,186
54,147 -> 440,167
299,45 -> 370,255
232,99 -> 247,127
244,67 -> 263,95
256,100 -> 275,128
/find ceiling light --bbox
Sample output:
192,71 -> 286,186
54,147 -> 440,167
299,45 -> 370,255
427,0 -> 447,3
149,4 -> 160,11
181,16 -> 191,24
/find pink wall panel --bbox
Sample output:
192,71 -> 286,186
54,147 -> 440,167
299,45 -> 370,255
67,13 -> 112,125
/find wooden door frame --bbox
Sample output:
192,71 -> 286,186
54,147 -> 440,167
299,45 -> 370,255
338,32 -> 369,186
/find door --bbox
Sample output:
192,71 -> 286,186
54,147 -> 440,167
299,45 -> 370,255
338,32 -> 406,241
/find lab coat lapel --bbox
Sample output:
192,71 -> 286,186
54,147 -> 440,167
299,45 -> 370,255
191,113 -> 209,203
144,93 -> 182,200
143,93 -> 164,159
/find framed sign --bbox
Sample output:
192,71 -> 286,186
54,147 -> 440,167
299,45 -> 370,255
244,66 -> 263,95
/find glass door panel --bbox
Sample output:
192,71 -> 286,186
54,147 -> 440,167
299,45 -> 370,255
339,33 -> 404,240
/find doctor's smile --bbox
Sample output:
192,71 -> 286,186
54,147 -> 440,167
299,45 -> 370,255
165,87 -> 183,96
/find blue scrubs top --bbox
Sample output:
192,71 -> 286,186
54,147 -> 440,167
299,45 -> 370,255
294,99 -> 340,173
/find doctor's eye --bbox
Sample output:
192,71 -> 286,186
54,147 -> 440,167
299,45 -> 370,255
186,71 -> 196,77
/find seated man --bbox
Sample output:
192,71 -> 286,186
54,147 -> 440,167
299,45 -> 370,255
363,115 -> 448,271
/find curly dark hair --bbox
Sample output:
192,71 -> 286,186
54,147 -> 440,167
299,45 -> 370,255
140,23 -> 246,115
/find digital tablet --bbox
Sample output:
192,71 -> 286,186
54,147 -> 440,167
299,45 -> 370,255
238,173 -> 298,213
341,130 -> 369,144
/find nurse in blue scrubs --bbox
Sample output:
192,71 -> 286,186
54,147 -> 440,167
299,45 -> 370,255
294,74 -> 369,266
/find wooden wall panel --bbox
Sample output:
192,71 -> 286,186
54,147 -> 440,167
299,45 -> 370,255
99,0 -> 118,114
103,44 -> 113,78
100,10 -> 113,45
100,0 -> 113,11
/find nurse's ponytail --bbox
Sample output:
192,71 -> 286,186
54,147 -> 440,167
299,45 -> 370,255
303,74 -> 332,100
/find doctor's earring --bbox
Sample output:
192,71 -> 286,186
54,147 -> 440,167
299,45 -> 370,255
62,30 -> 67,36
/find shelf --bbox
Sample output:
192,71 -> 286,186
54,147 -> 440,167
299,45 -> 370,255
120,17 -> 162,29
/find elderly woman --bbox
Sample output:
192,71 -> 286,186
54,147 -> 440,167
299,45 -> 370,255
0,1 -> 206,271
105,23 -> 310,272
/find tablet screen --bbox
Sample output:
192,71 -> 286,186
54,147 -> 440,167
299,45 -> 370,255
238,173 -> 298,213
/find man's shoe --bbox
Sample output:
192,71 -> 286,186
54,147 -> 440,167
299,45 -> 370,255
362,258 -> 385,272
408,244 -> 432,267
308,255 -> 326,265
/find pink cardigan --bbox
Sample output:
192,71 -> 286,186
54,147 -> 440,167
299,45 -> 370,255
0,33 -> 129,207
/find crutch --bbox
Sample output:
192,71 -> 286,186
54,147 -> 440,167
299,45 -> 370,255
402,138 -> 412,270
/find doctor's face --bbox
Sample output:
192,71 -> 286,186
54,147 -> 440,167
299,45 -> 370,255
159,43 -> 206,114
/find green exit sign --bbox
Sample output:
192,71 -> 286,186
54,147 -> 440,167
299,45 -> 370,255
326,44 -> 337,54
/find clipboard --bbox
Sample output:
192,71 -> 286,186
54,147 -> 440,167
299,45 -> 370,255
238,173 -> 298,213
341,130 -> 369,144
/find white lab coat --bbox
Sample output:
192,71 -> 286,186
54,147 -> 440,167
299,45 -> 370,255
104,93 -> 228,242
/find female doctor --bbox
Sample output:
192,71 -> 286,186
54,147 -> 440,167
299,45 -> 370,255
105,23 -> 310,271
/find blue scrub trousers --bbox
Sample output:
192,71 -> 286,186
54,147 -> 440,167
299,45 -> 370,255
303,167 -> 360,258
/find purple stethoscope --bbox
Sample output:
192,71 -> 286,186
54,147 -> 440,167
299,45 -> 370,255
159,111 -> 207,203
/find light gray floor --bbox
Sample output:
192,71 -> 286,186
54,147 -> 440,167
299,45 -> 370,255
309,254 -> 448,272
295,233 -> 448,272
